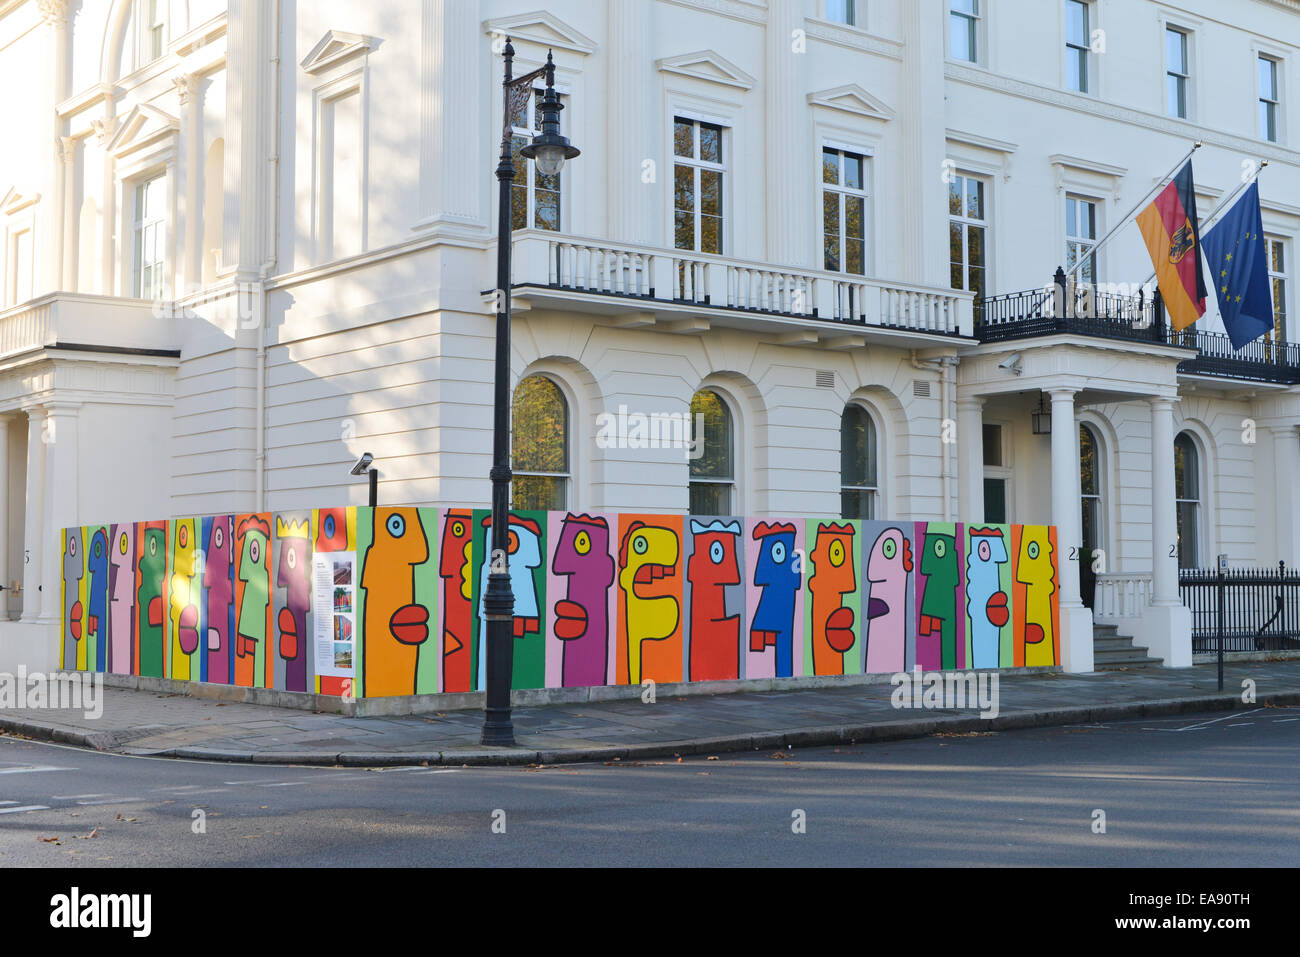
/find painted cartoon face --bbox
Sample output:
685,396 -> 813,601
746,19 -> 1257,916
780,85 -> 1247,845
171,521 -> 201,657
236,520 -> 270,648
276,530 -> 310,664
750,524 -> 800,678
87,530 -> 109,648
809,527 -> 856,600
920,532 -> 958,590
64,531 -> 85,648
552,516 -> 613,642
363,508 -> 432,646
967,531 -> 1009,615
482,518 -> 542,618
621,523 -> 680,596
439,511 -> 474,599
753,528 -> 798,592
315,507 -> 348,552
866,528 -> 912,620
689,529 -> 741,593
1015,531 -> 1055,589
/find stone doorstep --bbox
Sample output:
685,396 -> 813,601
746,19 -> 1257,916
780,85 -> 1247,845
90,664 -> 1068,718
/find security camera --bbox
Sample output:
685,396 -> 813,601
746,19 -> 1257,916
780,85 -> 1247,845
998,353 -> 1023,375
350,452 -> 375,476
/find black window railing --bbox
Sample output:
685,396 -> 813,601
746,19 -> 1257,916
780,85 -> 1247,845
974,269 -> 1300,385
1179,562 -> 1300,653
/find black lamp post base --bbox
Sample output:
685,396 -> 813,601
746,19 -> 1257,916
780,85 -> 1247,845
480,709 -> 517,747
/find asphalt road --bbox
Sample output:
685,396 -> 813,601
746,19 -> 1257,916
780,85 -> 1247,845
1,706 -> 1298,867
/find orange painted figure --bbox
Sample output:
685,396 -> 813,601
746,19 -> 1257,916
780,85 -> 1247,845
1015,526 -> 1057,667
361,508 -> 431,697
808,523 -> 857,675
439,509 -> 475,693
617,520 -> 681,685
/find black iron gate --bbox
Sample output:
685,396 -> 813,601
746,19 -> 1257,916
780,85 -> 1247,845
1179,562 -> 1300,653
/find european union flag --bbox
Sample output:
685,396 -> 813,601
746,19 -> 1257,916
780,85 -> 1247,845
1201,182 -> 1275,350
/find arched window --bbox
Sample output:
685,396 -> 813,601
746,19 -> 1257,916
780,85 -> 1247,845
1080,424 -> 1102,553
689,390 -> 734,514
1174,432 -> 1200,569
512,375 -> 568,510
841,404 -> 879,519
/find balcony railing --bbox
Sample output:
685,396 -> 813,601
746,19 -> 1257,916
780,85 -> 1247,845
0,292 -> 179,362
975,279 -> 1300,385
512,230 -> 975,338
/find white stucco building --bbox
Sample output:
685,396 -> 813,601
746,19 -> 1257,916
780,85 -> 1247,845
2,0 -> 1299,675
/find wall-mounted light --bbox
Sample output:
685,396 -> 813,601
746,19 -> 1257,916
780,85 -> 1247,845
1031,394 -> 1052,435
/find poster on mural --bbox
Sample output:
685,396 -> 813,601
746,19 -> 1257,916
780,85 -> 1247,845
312,551 -> 356,678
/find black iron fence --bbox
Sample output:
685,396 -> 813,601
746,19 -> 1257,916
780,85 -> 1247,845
1179,562 -> 1300,653
975,269 -> 1300,385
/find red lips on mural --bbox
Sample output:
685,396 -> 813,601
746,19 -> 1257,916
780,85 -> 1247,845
389,604 -> 429,646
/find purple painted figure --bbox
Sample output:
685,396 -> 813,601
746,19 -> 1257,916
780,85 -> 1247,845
108,524 -> 135,675
551,514 -> 615,687
275,517 -> 311,692
205,516 -> 234,685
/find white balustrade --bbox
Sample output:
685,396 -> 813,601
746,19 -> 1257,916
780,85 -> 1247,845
1093,572 -> 1155,621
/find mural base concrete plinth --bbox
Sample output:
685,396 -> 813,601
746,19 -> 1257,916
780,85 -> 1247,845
1136,603 -> 1193,667
101,665 -> 1065,716
0,621 -> 58,674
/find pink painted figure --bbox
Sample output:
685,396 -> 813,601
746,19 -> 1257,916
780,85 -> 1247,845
864,526 -> 912,673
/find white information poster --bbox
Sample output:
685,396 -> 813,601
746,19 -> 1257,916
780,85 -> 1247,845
313,551 -> 357,679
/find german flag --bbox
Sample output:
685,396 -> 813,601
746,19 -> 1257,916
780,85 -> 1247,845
1136,161 -> 1207,331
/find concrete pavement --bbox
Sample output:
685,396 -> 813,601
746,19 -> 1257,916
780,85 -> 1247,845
2,660 -> 1299,766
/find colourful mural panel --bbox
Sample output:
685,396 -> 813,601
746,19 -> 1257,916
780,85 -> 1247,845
61,509 -> 1061,697
546,512 -> 617,689
616,514 -> 684,685
745,518 -> 805,680
860,520 -> 916,674
803,520 -> 862,676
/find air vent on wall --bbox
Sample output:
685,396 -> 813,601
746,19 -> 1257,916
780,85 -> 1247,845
912,379 -> 931,398
815,370 -> 835,389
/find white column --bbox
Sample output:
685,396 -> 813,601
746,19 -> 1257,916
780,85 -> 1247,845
38,0 -> 70,294
607,0 -> 655,244
1270,425 -> 1299,564
38,403 -> 79,625
175,74 -> 199,296
58,136 -> 77,290
1141,395 -> 1192,666
1049,388 -> 1094,672
0,416 -> 9,619
20,407 -> 46,623
417,0 -> 481,229
765,0 -> 809,266
1049,389 -> 1083,607
899,0 -> 949,285
1150,397 -> 1179,604
956,395 -> 985,523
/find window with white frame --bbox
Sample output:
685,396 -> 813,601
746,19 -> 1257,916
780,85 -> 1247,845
1065,0 -> 1091,93
139,0 -> 166,65
512,374 -> 569,511
951,0 -> 980,63
1260,56 -> 1280,143
674,117 -> 724,255
826,0 -> 858,26
841,404 -> 879,520
1080,423 -> 1103,556
510,88 -> 564,232
689,389 -> 734,515
7,227 -> 33,307
1174,432 -> 1200,569
949,173 -> 988,304
1166,28 -> 1190,119
1268,236 -> 1288,347
1066,195 -> 1098,286
822,148 -> 868,276
133,174 -> 166,300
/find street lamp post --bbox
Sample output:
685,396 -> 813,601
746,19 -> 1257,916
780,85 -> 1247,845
481,41 -> 579,747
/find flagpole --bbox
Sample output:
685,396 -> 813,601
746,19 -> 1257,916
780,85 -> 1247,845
1065,141 -> 1204,281
1139,158 -> 1270,289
